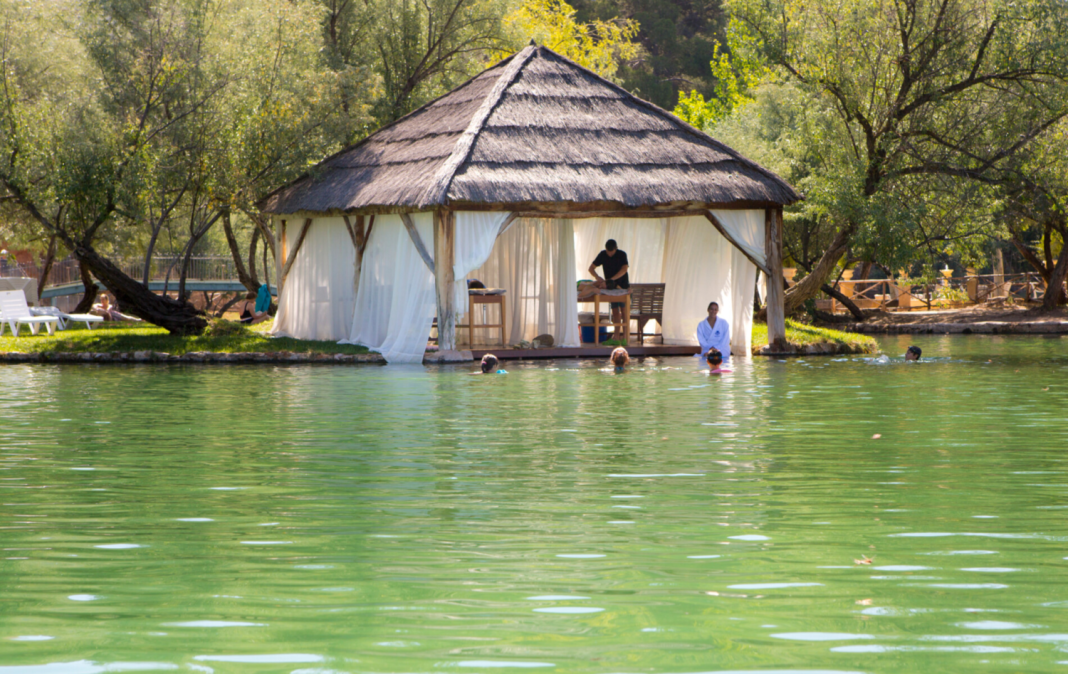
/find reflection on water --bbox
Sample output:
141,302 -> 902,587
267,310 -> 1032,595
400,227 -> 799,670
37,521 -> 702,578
2,334 -> 1068,672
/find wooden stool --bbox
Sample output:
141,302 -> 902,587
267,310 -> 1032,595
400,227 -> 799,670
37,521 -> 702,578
464,293 -> 506,345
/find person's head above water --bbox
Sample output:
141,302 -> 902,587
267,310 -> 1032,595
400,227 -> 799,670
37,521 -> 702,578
480,354 -> 499,373
905,345 -> 922,361
611,347 -> 630,369
605,239 -> 618,255
706,348 -> 723,367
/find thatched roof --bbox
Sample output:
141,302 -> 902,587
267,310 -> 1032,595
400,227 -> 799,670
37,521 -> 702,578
259,45 -> 801,214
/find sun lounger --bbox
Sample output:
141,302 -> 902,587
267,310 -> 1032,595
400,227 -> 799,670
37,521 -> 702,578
29,306 -> 104,330
0,290 -> 59,336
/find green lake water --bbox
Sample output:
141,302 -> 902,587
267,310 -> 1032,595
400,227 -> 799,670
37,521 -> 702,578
2,334 -> 1068,673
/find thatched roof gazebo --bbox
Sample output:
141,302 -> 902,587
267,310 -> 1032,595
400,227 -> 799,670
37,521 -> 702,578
260,44 -> 799,363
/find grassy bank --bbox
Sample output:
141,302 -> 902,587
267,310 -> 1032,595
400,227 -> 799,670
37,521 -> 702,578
0,319 -> 370,356
752,319 -> 878,354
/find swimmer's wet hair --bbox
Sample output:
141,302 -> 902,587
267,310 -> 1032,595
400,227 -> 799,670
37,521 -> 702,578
611,347 -> 630,367
907,345 -> 922,358
706,348 -> 723,366
481,354 -> 499,373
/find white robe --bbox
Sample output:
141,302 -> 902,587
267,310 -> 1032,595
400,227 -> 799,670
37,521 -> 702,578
696,316 -> 731,359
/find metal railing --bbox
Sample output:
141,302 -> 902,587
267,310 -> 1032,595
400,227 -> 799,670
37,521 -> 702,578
816,271 -> 1055,313
0,255 -> 242,288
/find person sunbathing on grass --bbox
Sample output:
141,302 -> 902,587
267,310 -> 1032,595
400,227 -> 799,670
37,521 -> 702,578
239,298 -> 270,325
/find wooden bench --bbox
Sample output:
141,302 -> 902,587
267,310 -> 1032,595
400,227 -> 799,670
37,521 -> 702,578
629,283 -> 664,343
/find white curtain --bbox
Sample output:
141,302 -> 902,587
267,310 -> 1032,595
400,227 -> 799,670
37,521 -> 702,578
454,211 -> 511,308
344,211 -> 508,363
271,217 -> 356,342
467,218 -> 579,347
345,213 -> 436,363
730,247 -> 758,356
711,209 -> 766,269
661,215 -> 735,348
573,218 -> 666,283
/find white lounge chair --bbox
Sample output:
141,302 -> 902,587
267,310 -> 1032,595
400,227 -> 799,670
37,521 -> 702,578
0,290 -> 59,336
29,305 -> 104,330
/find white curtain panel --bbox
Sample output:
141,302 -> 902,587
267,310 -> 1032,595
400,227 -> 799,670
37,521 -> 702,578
730,246 -> 758,356
271,217 -> 356,342
468,218 -> 579,347
454,211 -> 511,308
573,217 -> 666,283
344,211 -> 507,363
345,213 -> 437,363
711,209 -> 766,269
661,215 -> 735,348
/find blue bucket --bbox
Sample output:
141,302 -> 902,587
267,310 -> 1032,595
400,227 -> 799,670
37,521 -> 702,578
581,326 -> 609,344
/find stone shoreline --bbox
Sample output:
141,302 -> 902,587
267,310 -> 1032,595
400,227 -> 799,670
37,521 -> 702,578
842,321 -> 1068,335
757,341 -> 873,356
0,350 -> 386,364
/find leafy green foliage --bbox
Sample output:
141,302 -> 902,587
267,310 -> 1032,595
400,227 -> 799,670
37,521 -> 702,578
672,20 -> 768,128
501,0 -> 639,80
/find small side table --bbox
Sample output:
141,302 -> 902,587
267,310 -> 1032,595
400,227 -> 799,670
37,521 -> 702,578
577,293 -> 631,345
465,293 -> 506,345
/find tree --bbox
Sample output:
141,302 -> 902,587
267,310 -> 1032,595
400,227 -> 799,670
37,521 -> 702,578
501,0 -> 639,79
726,0 -> 1068,314
570,0 -> 728,109
998,119 -> 1068,308
0,0 -> 372,332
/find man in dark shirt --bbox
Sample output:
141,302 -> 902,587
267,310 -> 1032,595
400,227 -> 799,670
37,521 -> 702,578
588,239 -> 630,331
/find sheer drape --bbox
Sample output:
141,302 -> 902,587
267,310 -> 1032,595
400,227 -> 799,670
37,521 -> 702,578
454,211 -> 511,308
345,211 -> 508,363
467,218 -> 579,346
573,218 -> 666,283
661,215 -> 734,347
711,209 -> 766,269
271,217 -> 356,341
345,213 -> 436,363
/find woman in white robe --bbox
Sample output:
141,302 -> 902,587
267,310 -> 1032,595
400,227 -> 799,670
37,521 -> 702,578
696,301 -> 731,359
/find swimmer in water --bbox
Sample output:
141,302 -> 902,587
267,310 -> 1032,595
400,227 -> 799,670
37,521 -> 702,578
475,354 -> 507,374
905,345 -> 922,361
610,346 -> 630,373
706,348 -> 732,374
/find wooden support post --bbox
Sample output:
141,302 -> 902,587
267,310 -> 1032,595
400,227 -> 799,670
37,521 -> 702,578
281,218 -> 312,285
765,208 -> 787,349
278,218 -> 287,295
434,208 -> 457,351
343,214 -> 374,301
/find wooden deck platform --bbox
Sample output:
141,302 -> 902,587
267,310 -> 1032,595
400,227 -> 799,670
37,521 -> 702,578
468,344 -> 699,360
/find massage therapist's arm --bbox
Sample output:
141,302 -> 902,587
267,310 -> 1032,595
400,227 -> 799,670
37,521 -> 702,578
588,262 -> 602,281
611,264 -> 628,281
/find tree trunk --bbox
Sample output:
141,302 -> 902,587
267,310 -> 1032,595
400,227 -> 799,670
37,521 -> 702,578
73,261 -> 98,313
247,226 -> 262,289
38,234 -> 58,303
74,244 -> 207,334
821,283 -> 866,321
1042,234 -> 1068,309
222,210 -> 258,293
178,211 -> 223,301
783,224 -> 856,314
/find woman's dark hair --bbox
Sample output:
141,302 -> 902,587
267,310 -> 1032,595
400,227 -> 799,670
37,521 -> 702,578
480,354 -> 499,373
706,348 -> 723,366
